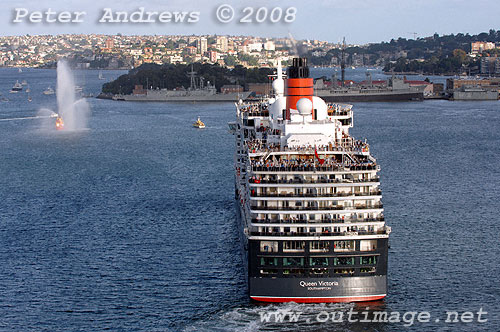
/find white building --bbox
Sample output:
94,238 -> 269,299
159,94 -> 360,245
197,37 -> 208,54
264,40 -> 276,51
216,36 -> 228,52
169,55 -> 183,63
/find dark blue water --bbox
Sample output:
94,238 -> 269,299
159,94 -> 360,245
0,68 -> 499,331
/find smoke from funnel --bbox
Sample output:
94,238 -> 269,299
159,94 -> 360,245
287,32 -> 307,57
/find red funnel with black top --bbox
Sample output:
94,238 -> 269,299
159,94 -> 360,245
285,58 -> 314,120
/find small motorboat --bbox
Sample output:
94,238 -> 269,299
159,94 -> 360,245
28,95 -> 32,102
43,87 -> 55,95
193,117 -> 205,129
10,80 -> 23,93
21,80 -> 28,86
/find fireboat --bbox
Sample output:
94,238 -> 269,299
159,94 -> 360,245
55,116 -> 64,130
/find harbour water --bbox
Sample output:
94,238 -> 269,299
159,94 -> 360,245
0,68 -> 499,331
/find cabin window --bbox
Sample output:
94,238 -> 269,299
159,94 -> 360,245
310,268 -> 329,275
333,257 -> 355,266
283,257 -> 304,267
361,256 -> 377,265
283,241 -> 305,252
309,257 -> 329,267
334,268 -> 355,275
283,269 -> 305,276
260,257 -> 279,266
360,267 -> 376,273
360,240 -> 377,251
334,240 -> 355,252
260,241 -> 278,253
310,241 -> 330,252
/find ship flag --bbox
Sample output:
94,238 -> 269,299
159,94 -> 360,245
314,145 -> 325,165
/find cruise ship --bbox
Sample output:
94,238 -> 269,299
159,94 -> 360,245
230,58 -> 390,303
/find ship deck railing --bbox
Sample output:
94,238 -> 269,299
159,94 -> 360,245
251,164 -> 377,173
250,204 -> 384,211
249,177 -> 380,184
250,190 -> 382,198
246,142 -> 369,155
242,110 -> 269,117
251,217 -> 385,224
254,270 -> 378,278
249,229 -> 388,237
327,110 -> 351,116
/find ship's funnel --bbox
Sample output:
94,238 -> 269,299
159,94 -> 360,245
286,58 -> 314,120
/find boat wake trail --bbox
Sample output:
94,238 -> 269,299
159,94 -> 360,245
0,114 -> 58,122
182,302 -> 355,332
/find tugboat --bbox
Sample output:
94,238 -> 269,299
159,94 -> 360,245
10,81 -> 23,93
193,117 -> 205,129
230,58 -> 390,303
55,116 -> 64,130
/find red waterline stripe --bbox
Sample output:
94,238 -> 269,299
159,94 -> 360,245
250,294 -> 386,303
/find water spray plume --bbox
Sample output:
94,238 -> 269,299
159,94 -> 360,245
55,60 -> 91,131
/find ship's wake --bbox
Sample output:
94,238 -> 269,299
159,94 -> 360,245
181,302 -> 380,332
0,114 -> 57,122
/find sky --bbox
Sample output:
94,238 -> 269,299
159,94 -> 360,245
3,0 -> 500,44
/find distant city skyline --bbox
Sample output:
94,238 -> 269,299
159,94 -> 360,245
2,0 -> 500,44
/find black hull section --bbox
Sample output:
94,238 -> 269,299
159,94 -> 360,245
319,91 -> 424,102
236,201 -> 389,303
250,275 -> 386,303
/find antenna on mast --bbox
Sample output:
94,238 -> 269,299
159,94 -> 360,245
341,37 -> 346,87
272,57 -> 285,97
187,64 -> 197,90
277,59 -> 283,81
407,32 -> 418,40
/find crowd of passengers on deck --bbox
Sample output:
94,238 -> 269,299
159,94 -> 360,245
250,156 -> 376,171
240,103 -> 269,115
246,140 -> 369,154
240,101 -> 353,119
240,102 -> 350,113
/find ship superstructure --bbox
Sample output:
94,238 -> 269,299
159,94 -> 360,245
230,58 -> 390,303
